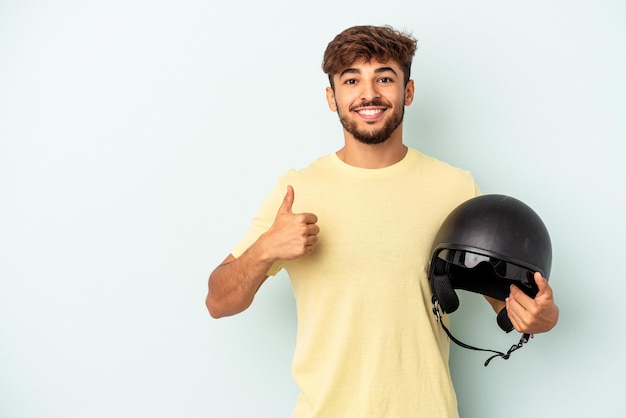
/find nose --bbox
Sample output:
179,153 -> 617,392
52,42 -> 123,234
359,80 -> 380,102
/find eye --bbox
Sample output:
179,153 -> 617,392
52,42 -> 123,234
344,78 -> 358,85
378,77 -> 393,84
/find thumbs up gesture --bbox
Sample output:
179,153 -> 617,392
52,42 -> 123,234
260,186 -> 320,261
505,273 -> 559,334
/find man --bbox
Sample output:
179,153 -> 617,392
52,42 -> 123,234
206,25 -> 558,417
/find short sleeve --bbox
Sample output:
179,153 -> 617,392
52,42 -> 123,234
230,174 -> 293,276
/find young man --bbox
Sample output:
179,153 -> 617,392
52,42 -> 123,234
206,25 -> 558,417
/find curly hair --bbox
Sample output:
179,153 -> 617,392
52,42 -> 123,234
322,25 -> 418,88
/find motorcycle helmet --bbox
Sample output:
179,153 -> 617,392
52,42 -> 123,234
428,194 -> 552,316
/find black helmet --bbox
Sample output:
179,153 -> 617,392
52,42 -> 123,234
428,194 -> 552,315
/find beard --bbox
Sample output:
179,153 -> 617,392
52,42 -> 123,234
337,99 -> 405,145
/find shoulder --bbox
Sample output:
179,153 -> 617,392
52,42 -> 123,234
409,148 -> 471,175
407,148 -> 479,196
277,154 -> 336,183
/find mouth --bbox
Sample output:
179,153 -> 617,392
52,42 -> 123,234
354,107 -> 387,122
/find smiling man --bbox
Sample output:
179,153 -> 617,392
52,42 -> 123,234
329,61 -> 410,146
206,25 -> 558,417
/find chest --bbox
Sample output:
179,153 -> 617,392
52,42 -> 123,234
288,176 -> 451,275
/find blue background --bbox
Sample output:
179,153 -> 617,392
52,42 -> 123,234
1,1 -> 624,417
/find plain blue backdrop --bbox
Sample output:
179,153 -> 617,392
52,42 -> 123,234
1,1 -> 624,417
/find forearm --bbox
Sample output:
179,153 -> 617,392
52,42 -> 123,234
207,186 -> 319,318
206,239 -> 276,318
484,295 -> 505,313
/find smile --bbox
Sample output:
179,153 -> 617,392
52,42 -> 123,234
355,107 -> 387,122
357,108 -> 384,116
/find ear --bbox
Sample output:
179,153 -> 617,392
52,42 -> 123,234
326,87 -> 337,112
404,79 -> 415,106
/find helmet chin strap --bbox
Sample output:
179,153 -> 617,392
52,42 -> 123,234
431,297 -> 532,367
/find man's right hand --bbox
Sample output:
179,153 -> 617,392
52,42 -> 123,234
261,185 -> 319,261
206,185 -> 319,318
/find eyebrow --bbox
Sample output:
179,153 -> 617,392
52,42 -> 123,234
338,66 -> 399,79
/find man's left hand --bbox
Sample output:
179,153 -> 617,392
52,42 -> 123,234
506,272 -> 559,334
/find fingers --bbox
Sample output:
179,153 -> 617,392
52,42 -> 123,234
534,273 -> 552,299
505,272 -> 558,334
268,186 -> 320,261
277,186 -> 318,224
305,230 -> 319,248
504,295 -> 523,331
306,222 -> 320,236
507,283 -> 537,318
302,212 -> 319,225
278,185 -> 295,214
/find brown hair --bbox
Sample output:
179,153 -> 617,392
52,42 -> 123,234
322,25 -> 418,88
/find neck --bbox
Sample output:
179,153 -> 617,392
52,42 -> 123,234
336,128 -> 407,169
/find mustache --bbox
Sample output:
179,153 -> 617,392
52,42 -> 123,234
349,98 -> 391,111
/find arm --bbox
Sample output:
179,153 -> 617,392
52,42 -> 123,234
206,186 -> 319,318
484,295 -> 506,315
206,251 -> 272,319
485,272 -> 559,334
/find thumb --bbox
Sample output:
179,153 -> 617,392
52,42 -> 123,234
534,272 -> 551,299
278,185 -> 295,214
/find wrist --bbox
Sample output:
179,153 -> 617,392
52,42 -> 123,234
251,232 -> 280,265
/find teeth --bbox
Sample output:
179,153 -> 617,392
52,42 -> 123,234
358,109 -> 382,116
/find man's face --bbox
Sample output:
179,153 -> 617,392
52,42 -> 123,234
326,59 -> 414,145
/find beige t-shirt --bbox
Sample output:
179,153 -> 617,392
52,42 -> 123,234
232,149 -> 479,418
